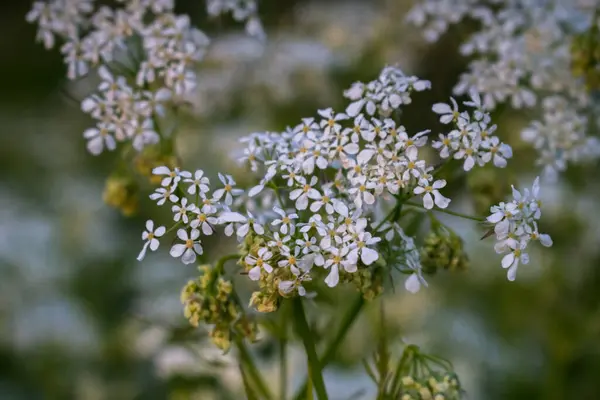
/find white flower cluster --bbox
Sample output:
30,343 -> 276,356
206,0 -> 265,40
407,0 -> 600,180
27,0 -> 262,156
432,91 -> 513,171
522,96 -> 600,181
486,177 -> 552,281
139,66 -> 507,295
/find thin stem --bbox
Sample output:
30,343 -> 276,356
215,253 -> 241,274
235,336 -> 274,400
404,201 -> 484,222
292,298 -> 329,400
293,296 -> 364,400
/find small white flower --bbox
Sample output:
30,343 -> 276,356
153,166 -> 191,188
272,207 -> 298,235
347,232 -> 381,266
190,208 -> 218,235
137,220 -> 166,261
212,173 -> 243,205
170,229 -> 203,265
236,211 -> 264,238
289,176 -> 320,210
432,97 -> 460,124
501,242 -> 529,281
413,179 -> 450,209
184,169 -> 210,196
149,187 -> 179,206
245,247 -> 273,280
172,198 -> 196,223
83,124 -> 117,155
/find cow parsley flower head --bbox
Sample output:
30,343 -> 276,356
486,177 -> 552,281
408,0 -> 600,179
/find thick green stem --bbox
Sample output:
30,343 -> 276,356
293,296 -> 364,400
235,336 -> 274,400
404,201 -> 484,222
279,306 -> 288,400
292,298 -> 329,400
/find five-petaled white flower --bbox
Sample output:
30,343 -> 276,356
212,173 -> 243,205
170,229 -> 203,265
272,207 -> 298,235
245,247 -> 274,280
184,169 -> 210,196
137,220 -> 166,261
413,179 -> 450,209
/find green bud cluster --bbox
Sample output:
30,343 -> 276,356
398,372 -> 461,400
420,227 -> 469,275
571,21 -> 600,91
340,267 -> 384,301
102,173 -> 138,216
241,234 -> 306,313
134,146 -> 179,186
181,265 -> 257,351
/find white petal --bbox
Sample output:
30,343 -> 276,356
432,103 -> 452,114
423,193 -> 434,209
154,226 -> 166,237
153,166 -> 171,175
137,242 -> 150,261
149,238 -> 160,251
324,265 -> 339,287
539,234 -> 553,247
507,264 -> 518,281
501,253 -> 515,269
181,249 -> 196,264
248,266 -> 261,281
219,212 -> 247,223
357,149 -> 374,164
360,247 -> 379,265
248,184 -> 264,197
405,274 -> 421,293
170,244 -> 186,258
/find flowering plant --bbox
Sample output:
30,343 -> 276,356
26,0 -> 591,398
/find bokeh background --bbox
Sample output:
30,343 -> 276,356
1,0 -> 600,399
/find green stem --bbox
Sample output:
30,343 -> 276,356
293,296 -> 364,400
279,308 -> 289,400
239,362 -> 260,400
292,298 -> 329,400
215,253 -> 241,274
404,201 -> 484,222
235,336 -> 274,400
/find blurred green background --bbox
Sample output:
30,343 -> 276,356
1,0 -> 600,399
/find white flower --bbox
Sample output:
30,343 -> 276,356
212,173 -> 243,205
172,198 -> 195,223
170,229 -> 203,265
137,220 -> 166,261
271,207 -> 298,235
347,232 -> 381,266
323,246 -> 352,287
245,247 -> 273,281
501,242 -> 529,281
289,176 -> 320,210
153,166 -> 190,188
236,211 -> 264,238
83,124 -> 117,155
432,97 -> 460,124
413,179 -> 450,209
268,232 -> 291,253
184,169 -> 210,196
150,187 -> 179,206
190,208 -> 218,235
